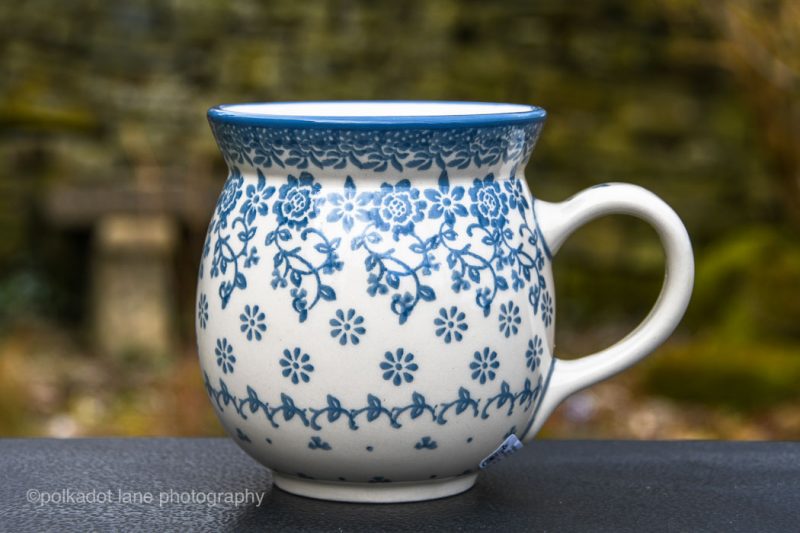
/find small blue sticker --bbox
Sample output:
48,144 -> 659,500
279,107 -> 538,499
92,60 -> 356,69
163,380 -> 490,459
479,434 -> 523,469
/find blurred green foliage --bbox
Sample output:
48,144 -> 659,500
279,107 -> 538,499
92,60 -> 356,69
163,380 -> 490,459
0,0 -> 797,436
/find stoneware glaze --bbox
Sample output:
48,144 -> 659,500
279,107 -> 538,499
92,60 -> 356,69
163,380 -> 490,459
197,101 -> 694,502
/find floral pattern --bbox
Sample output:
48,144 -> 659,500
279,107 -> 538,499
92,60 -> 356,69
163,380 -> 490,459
329,308 -> 366,345
424,173 -> 468,225
202,167 -> 550,326
204,167 -> 273,308
215,338 -> 236,374
266,171 -> 341,322
200,119 -> 556,483
240,170 -> 276,224
274,172 -> 322,230
197,293 -> 208,329
469,174 -> 508,228
434,306 -> 468,343
240,304 -> 267,341
210,121 -> 543,173
504,175 -> 529,213
526,336 -> 543,372
371,179 -> 427,240
204,371 -> 544,431
308,436 -> 332,451
470,347 -> 499,384
498,300 -> 521,337
414,436 -> 438,450
280,347 -> 315,384
380,348 -> 419,386
326,176 -> 371,232
540,291 -> 554,328
215,167 -> 244,229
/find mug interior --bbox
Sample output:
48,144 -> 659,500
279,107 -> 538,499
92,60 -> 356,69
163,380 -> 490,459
208,100 -> 546,127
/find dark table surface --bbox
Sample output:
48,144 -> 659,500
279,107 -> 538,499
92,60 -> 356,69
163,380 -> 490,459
0,438 -> 797,532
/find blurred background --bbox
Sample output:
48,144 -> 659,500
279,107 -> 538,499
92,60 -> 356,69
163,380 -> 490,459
1,0 -> 798,439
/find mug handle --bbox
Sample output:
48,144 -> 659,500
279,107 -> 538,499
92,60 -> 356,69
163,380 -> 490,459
522,183 -> 694,441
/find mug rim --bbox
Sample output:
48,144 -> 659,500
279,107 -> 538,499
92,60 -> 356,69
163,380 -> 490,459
207,100 -> 547,129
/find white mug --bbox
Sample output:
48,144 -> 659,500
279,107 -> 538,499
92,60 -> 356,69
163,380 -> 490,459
196,101 -> 694,502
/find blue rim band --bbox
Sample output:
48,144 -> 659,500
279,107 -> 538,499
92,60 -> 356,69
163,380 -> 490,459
207,100 -> 547,129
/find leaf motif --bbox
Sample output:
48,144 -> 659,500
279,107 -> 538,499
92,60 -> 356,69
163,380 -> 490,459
319,285 -> 336,301
289,270 -> 302,287
386,273 -> 400,289
281,393 -> 297,421
366,394 -> 382,421
326,395 -> 342,422
246,386 -> 260,413
410,392 -> 427,419
418,285 -> 435,301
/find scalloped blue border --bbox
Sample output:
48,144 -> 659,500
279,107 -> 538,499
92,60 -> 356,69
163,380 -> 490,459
208,100 -> 547,129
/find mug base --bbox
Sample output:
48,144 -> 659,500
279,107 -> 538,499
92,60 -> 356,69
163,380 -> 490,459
272,471 -> 479,503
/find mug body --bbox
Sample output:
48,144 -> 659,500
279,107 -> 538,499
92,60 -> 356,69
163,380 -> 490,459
197,102 -> 554,501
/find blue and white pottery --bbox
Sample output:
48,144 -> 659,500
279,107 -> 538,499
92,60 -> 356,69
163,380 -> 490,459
197,102 -> 694,502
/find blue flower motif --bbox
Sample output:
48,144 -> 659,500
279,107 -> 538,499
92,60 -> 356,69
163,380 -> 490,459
470,347 -> 499,384
503,175 -> 529,213
308,436 -> 332,450
469,174 -> 508,228
215,338 -> 236,374
197,293 -> 208,329
329,308 -> 366,345
274,171 -> 322,229
239,169 -> 276,224
367,273 -> 389,297
239,304 -> 267,341
451,271 -> 471,292
215,167 -> 243,228
434,306 -> 468,343
271,267 -> 288,289
526,336 -> 543,371
424,172 -> 467,225
540,291 -> 554,327
498,300 -> 521,337
380,348 -> 419,386
280,347 -> 315,384
390,292 -> 416,324
414,436 -> 438,450
370,179 -> 427,239
327,176 -> 371,232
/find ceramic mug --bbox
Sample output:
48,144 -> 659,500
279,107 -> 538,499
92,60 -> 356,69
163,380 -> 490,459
197,101 -> 693,502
